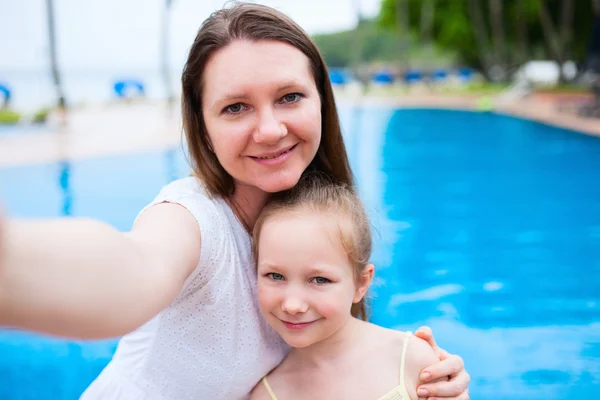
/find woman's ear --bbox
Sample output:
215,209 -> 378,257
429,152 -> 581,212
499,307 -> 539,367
353,264 -> 375,303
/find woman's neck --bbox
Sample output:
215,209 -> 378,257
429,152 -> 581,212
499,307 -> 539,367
228,183 -> 270,233
288,316 -> 364,368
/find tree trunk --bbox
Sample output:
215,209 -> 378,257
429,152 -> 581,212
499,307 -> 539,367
538,0 -> 565,82
420,0 -> 435,43
467,0 -> 494,79
45,0 -> 66,114
351,0 -> 368,92
396,0 -> 409,37
489,0 -> 507,80
516,0 -> 529,66
593,0 -> 600,16
559,0 -> 574,61
396,0 -> 410,71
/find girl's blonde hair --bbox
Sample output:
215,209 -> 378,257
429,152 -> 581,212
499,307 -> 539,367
253,173 -> 372,321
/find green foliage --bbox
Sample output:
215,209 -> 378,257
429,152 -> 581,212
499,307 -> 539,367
33,108 -> 51,124
312,30 -> 353,67
378,0 -> 595,74
312,19 -> 457,69
312,20 -> 407,68
0,109 -> 21,125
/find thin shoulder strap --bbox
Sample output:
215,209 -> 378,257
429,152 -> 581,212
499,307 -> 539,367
262,376 -> 278,400
399,331 -> 413,384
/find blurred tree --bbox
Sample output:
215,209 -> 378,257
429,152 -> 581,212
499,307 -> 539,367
396,0 -> 410,69
420,0 -> 435,42
515,0 -> 529,66
466,0 -> 494,77
46,0 -> 66,120
537,0 -> 574,82
378,0 -> 595,81
312,19 -> 407,68
489,0 -> 507,78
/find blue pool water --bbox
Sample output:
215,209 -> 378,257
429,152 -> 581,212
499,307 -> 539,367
1,108 -> 599,399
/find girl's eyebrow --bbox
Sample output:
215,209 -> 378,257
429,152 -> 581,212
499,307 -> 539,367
305,265 -> 338,276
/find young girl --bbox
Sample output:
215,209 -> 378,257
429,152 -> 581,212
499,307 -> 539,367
0,3 -> 469,399
251,174 -> 443,400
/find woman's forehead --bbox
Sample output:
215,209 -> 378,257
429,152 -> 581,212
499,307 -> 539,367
202,40 -> 315,105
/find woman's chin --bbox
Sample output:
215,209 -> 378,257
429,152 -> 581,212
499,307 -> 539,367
258,174 -> 302,194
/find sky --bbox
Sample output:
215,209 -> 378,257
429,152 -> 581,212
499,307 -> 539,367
1,0 -> 382,71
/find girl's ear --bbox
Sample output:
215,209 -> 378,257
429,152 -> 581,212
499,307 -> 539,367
353,264 -> 374,303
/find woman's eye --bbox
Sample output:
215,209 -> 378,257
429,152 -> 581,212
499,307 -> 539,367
267,273 -> 285,281
311,277 -> 331,285
280,93 -> 303,104
224,103 -> 246,114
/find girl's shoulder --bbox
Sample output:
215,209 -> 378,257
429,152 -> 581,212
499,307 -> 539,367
376,326 -> 440,400
372,325 -> 437,370
364,324 -> 439,372
362,322 -> 410,354
249,377 -> 273,400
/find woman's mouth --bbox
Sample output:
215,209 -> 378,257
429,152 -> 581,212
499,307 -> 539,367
250,144 -> 298,166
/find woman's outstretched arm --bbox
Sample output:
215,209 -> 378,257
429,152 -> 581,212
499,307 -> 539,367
0,203 -> 200,339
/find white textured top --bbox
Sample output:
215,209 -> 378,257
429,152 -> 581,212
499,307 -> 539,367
80,177 -> 289,400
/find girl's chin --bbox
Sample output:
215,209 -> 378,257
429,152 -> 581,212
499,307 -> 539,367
280,335 -> 317,349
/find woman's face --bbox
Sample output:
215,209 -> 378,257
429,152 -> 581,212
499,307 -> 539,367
201,39 -> 322,194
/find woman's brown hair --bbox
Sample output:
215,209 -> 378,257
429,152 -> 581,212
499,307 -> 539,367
253,173 -> 372,321
181,2 -> 353,198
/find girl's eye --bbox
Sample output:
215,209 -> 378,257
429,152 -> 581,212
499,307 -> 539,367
311,277 -> 331,285
223,103 -> 247,115
267,273 -> 285,281
280,93 -> 303,104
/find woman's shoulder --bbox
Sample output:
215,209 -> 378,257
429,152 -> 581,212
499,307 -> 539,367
135,176 -> 232,251
148,176 -> 229,222
158,176 -> 211,200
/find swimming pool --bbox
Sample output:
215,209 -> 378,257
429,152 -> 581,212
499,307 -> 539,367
1,108 -> 599,399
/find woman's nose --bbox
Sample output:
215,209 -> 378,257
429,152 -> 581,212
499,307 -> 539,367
253,110 -> 287,145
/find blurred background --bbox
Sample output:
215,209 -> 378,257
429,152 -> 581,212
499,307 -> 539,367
1,0 -> 599,399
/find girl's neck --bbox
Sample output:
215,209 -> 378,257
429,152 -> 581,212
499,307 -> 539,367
288,316 -> 364,368
227,183 -> 269,233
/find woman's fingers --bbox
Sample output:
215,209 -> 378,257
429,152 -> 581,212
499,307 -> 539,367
417,355 -> 470,399
415,326 -> 440,354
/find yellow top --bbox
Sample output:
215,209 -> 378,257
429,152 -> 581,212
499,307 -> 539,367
261,331 -> 413,400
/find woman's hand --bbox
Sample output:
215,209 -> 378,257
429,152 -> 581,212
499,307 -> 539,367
414,326 -> 470,400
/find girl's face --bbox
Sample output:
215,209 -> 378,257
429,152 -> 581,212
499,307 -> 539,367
256,211 -> 372,348
201,40 -> 322,195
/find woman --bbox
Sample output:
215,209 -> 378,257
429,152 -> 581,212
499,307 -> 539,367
0,3 -> 469,399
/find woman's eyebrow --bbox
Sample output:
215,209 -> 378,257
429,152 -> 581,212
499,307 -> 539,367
210,80 -> 305,111
211,93 -> 250,111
